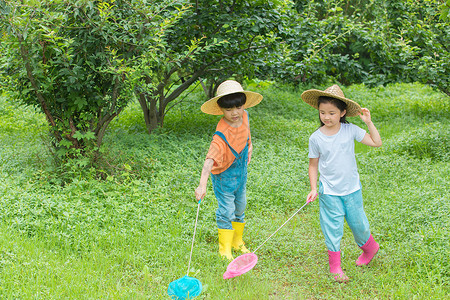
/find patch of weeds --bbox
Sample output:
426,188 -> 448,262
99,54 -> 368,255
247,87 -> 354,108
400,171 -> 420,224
0,83 -> 449,298
347,83 -> 449,123
388,122 -> 449,162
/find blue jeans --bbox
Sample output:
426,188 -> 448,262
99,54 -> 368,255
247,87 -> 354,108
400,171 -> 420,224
211,131 -> 248,229
319,182 -> 371,252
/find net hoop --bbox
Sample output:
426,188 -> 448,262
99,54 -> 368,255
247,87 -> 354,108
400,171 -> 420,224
168,275 -> 202,300
223,253 -> 258,279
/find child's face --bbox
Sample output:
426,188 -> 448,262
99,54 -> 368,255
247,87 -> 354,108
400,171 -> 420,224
220,106 -> 245,127
318,102 -> 346,129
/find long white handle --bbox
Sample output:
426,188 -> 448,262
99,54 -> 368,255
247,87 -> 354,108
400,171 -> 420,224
187,200 -> 201,276
253,202 -> 309,254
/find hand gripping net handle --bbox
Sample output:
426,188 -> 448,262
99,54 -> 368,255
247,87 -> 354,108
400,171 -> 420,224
253,202 -> 309,254
187,200 -> 201,276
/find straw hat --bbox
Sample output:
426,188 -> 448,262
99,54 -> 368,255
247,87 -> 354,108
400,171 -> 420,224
301,84 -> 362,117
201,80 -> 263,115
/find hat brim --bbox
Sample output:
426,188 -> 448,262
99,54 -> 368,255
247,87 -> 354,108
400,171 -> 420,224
301,89 -> 361,117
201,91 -> 263,115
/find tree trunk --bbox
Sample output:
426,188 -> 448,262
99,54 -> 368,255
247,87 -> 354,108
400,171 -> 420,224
138,92 -> 160,134
137,70 -> 205,134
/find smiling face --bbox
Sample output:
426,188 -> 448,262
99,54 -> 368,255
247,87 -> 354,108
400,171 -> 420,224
318,101 -> 346,131
220,106 -> 245,127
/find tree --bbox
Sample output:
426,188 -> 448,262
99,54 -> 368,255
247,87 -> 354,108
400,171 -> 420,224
133,0 -> 288,134
0,0 -> 185,158
439,0 -> 450,21
276,0 -> 449,96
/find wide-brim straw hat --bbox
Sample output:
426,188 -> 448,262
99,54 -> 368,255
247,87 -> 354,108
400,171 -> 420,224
201,80 -> 263,115
301,84 -> 362,117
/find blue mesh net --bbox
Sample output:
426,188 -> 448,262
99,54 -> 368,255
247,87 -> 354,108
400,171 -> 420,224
167,275 -> 202,300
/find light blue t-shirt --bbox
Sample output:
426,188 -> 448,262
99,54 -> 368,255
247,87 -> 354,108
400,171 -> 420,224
308,123 -> 366,196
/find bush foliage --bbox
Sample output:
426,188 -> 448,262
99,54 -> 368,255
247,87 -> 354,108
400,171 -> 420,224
268,0 -> 449,96
1,0 -> 448,168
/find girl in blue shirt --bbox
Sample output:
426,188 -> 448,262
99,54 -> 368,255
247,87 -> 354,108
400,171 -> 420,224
301,85 -> 382,282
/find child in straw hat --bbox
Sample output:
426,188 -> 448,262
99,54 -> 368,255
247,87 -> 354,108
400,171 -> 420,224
195,80 -> 262,260
301,84 -> 382,282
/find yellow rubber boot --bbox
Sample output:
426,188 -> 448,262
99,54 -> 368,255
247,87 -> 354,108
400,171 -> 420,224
218,229 -> 235,260
231,222 -> 250,253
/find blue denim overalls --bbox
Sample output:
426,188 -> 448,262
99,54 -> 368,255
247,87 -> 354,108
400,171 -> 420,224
211,131 -> 249,230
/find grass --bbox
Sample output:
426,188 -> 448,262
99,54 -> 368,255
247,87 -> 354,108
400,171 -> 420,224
0,81 -> 449,299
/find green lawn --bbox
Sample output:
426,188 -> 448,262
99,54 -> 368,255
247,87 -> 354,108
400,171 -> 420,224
0,82 -> 448,299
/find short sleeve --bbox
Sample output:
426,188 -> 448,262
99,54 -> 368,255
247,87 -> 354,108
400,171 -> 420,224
308,134 -> 320,158
206,138 -> 224,166
352,124 -> 366,142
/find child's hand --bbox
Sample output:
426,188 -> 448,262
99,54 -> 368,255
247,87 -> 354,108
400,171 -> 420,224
359,108 -> 372,124
195,185 -> 206,201
306,190 -> 318,203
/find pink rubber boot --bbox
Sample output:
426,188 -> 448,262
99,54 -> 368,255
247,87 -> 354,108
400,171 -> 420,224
328,251 -> 349,283
356,234 -> 379,266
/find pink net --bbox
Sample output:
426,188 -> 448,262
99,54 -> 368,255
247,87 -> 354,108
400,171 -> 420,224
223,253 -> 258,279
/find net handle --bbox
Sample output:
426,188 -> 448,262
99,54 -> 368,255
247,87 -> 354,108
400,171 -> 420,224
187,199 -> 201,276
253,201 -> 309,254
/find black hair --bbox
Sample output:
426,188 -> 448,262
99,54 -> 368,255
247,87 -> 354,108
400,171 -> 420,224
217,92 -> 246,109
317,96 -> 348,125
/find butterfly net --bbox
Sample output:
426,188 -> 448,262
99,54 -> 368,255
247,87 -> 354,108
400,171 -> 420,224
223,253 -> 258,279
167,275 -> 202,300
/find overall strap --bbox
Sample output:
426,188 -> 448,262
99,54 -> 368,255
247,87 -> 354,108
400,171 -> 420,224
245,110 -> 250,141
246,110 -> 250,128
213,131 -> 239,158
